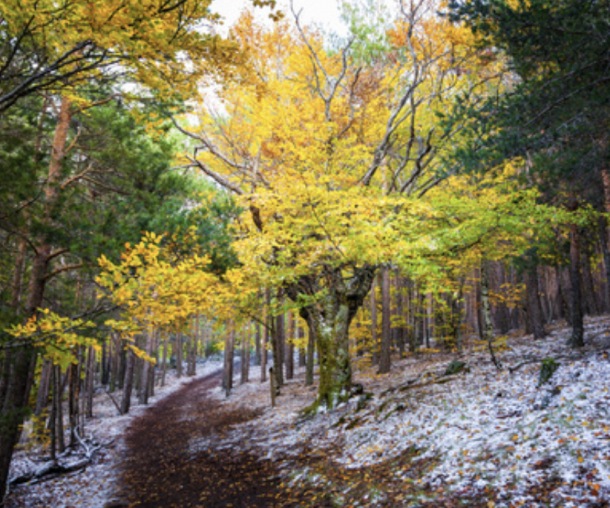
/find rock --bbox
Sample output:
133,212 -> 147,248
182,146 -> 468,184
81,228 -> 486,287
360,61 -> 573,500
538,357 -> 559,386
444,360 -> 467,376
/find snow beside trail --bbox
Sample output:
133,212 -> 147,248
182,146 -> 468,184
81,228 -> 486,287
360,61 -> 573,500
211,317 -> 610,507
7,317 -> 610,507
5,359 -> 223,508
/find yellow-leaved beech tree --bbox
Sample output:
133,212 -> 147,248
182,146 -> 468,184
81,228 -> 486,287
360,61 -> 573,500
0,0 -> 281,112
172,3 -> 535,409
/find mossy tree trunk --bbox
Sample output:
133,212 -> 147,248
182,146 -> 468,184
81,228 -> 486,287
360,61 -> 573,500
286,265 -> 375,410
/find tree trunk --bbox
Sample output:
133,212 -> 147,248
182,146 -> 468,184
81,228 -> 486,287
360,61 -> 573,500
139,332 -> 154,405
370,277 -> 378,364
255,322 -> 262,366
305,316 -> 315,386
68,357 -> 81,448
581,250 -> 599,316
272,295 -> 285,389
222,324 -> 234,396
481,261 -> 501,369
175,334 -> 183,378
241,323 -> 250,384
285,266 -> 376,409
261,320 -> 268,383
378,267 -> 392,374
524,266 -> 547,339
161,339 -> 168,387
286,311 -> 294,380
54,365 -> 65,454
121,350 -> 135,415
84,345 -> 95,418
394,271 -> 405,357
10,237 -> 28,310
187,316 -> 198,377
569,224 -> 584,347
35,360 -> 53,417
298,322 -> 306,367
598,216 -> 610,312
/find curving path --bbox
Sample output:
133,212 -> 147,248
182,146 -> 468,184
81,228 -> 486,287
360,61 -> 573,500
111,371 -> 293,508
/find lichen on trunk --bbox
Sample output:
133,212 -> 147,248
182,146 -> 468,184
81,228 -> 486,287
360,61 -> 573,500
286,265 -> 376,412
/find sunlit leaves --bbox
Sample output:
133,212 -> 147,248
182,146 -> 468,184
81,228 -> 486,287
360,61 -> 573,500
5,309 -> 98,369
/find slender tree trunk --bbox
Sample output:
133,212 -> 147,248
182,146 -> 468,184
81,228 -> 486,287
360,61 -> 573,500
49,365 -> 57,462
241,323 -> 250,384
222,324 -> 234,396
175,334 -> 183,378
85,345 -> 95,418
305,316 -> 315,386
298,322 -> 306,367
68,357 -> 80,448
261,320 -> 268,383
187,315 -> 199,376
139,332 -> 155,405
10,237 -> 28,310
121,350 -> 135,415
598,216 -> 610,312
272,293 -> 285,389
35,360 -> 52,417
569,224 -> 585,347
255,322 -> 262,366
394,271 -> 405,357
481,261 -> 501,369
378,267 -> 392,374
286,311 -> 294,380
581,251 -> 599,316
161,339 -> 168,387
117,342 -> 126,390
524,266 -> 547,339
370,277 -> 379,364
109,334 -> 119,393
54,365 -> 65,454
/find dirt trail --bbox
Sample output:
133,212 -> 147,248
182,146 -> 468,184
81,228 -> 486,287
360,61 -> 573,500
111,372 -> 292,508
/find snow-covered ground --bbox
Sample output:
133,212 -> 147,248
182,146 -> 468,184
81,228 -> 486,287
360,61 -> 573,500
5,359 -> 223,508
6,317 -> 610,507
209,317 -> 610,507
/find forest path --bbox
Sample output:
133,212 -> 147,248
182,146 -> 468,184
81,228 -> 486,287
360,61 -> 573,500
111,371 -> 292,508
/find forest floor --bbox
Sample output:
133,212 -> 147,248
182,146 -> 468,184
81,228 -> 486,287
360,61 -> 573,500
5,316 -> 610,507
5,361 -> 225,508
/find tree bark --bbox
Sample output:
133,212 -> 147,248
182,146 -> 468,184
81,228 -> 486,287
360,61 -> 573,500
35,360 -> 52,417
394,271 -> 405,357
175,334 -> 183,378
255,322 -> 262,366
68,356 -> 81,448
524,266 -> 547,339
569,224 -> 584,347
286,311 -> 294,380
222,323 -> 234,396
598,216 -> 610,312
272,293 -> 285,389
241,323 -> 250,384
481,261 -> 501,369
378,267 -> 392,374
370,277 -> 378,364
305,316 -> 315,386
139,332 -> 155,405
120,349 -> 135,415
285,265 -> 376,409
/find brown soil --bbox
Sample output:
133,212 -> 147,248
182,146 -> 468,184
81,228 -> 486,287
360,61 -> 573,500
111,371 -> 294,508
